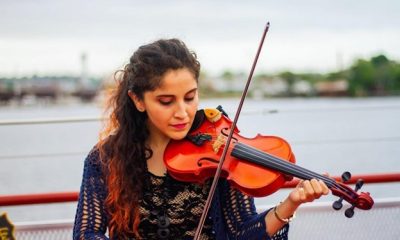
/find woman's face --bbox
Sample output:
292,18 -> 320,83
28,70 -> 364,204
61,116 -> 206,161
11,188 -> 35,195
131,68 -> 199,142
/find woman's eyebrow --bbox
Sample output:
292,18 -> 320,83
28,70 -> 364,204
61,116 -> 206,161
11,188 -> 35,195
156,88 -> 197,98
185,88 -> 198,95
156,94 -> 174,98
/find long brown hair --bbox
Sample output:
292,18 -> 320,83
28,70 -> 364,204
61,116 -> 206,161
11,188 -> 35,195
98,39 -> 200,238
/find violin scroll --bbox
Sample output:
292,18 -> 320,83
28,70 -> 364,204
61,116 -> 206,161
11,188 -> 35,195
331,171 -> 374,218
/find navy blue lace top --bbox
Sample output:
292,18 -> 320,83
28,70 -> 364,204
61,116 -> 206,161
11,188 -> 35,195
73,148 -> 289,239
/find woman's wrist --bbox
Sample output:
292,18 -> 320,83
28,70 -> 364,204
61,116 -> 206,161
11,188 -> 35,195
275,197 -> 300,221
265,197 -> 300,236
273,199 -> 298,223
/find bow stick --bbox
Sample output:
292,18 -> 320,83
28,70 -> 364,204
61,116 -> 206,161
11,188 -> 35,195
194,22 -> 270,239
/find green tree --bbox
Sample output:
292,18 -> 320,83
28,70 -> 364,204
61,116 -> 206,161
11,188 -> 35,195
326,70 -> 348,81
221,70 -> 235,81
279,71 -> 296,96
348,59 -> 375,96
348,54 -> 400,96
371,55 -> 398,95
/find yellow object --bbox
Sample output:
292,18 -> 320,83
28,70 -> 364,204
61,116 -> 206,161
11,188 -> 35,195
204,108 -> 222,123
0,213 -> 15,240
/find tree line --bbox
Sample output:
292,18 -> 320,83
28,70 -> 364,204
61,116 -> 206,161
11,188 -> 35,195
279,54 -> 400,97
209,54 -> 400,97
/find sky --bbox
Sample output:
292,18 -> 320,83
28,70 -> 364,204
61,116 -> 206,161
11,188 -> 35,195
1,0 -> 399,77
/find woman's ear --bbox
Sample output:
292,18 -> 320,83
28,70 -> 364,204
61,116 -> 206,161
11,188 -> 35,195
128,90 -> 145,112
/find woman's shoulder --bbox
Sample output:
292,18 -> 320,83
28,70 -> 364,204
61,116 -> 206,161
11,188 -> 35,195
85,137 -> 114,165
85,144 -> 101,163
81,144 -> 109,181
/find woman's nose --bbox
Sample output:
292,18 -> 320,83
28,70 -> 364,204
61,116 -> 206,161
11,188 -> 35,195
174,102 -> 188,119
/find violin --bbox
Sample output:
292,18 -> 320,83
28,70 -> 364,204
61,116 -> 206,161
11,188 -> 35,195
164,107 -> 374,217
165,22 -> 373,239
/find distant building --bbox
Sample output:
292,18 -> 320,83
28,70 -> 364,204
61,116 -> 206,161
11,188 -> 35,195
213,72 -> 247,92
0,80 -> 14,103
252,76 -> 288,97
292,80 -> 313,96
0,75 -> 102,104
314,79 -> 348,96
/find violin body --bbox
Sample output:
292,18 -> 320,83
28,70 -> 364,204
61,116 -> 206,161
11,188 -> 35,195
164,108 -> 296,197
165,107 -> 374,212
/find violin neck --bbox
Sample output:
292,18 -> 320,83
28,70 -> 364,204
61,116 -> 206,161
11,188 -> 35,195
231,142 -> 335,188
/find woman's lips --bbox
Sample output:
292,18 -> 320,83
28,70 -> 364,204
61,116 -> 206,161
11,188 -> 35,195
171,123 -> 187,130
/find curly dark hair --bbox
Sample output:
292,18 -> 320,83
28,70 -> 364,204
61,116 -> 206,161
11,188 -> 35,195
98,39 -> 200,239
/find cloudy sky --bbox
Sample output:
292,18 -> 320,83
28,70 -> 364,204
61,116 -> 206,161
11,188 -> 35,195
1,0 -> 399,77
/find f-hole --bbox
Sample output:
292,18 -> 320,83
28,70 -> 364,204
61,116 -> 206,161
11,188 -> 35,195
197,157 -> 219,166
221,127 -> 238,142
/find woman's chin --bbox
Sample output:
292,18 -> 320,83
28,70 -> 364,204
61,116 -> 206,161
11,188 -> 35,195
168,130 -> 189,141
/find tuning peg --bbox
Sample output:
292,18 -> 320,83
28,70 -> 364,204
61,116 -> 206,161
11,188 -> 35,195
342,179 -> 364,218
345,205 -> 355,218
332,171 -> 351,211
332,197 -> 343,210
341,171 -> 351,182
354,179 -> 364,192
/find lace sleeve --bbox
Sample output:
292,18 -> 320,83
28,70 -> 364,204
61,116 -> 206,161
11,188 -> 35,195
220,181 -> 289,240
73,148 -> 109,240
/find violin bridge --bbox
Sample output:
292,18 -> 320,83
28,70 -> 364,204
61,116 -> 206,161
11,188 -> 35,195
212,134 -> 225,153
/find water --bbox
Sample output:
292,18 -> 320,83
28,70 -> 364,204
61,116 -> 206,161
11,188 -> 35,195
0,97 -> 399,222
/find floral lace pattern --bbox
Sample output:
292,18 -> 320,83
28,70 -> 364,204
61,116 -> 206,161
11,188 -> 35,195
138,172 -> 214,239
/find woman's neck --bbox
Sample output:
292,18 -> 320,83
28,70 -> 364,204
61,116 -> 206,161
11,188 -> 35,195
146,132 -> 170,177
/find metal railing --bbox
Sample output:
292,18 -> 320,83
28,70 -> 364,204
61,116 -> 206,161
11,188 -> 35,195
9,198 -> 400,240
0,116 -> 103,126
1,172 -> 399,207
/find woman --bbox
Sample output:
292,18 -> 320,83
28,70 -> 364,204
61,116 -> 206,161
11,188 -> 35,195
73,38 -> 329,239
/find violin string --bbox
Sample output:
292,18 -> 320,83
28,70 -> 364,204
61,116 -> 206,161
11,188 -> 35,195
244,143 -> 350,194
232,142 -> 349,193
234,143 -> 347,193
210,134 -> 345,190
200,119 -> 349,193
203,134 -> 348,193
203,133 -> 334,185
201,134 -> 353,197
236,142 -> 347,191
233,143 -> 330,184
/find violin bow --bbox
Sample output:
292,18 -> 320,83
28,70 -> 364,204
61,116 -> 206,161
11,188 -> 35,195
194,22 -> 270,240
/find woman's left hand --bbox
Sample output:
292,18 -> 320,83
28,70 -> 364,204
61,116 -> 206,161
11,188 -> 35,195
288,178 -> 330,206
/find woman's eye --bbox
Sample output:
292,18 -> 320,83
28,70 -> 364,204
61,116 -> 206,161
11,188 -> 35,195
159,100 -> 172,106
185,97 -> 195,102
